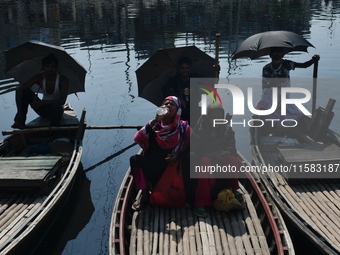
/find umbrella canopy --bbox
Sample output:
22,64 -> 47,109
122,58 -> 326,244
136,46 -> 215,106
4,40 -> 87,95
232,30 -> 314,60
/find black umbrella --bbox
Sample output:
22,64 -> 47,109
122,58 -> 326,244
136,46 -> 215,106
4,40 -> 87,95
232,30 -> 314,60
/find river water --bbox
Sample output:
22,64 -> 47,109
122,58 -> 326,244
0,0 -> 340,254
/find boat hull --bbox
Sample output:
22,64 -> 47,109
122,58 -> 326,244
249,101 -> 340,255
0,106 -> 86,255
110,150 -> 294,255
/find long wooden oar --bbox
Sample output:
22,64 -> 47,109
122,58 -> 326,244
215,33 -> 221,79
0,88 -> 16,95
0,78 -> 16,85
312,58 -> 319,115
2,125 -> 143,136
0,83 -> 18,91
84,142 -> 138,172
0,80 -> 19,95
86,125 -> 143,130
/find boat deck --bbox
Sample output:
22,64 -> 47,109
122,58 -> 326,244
0,156 -> 62,194
276,178 -> 340,250
114,175 -> 292,255
129,191 -> 271,255
0,105 -> 85,254
111,151 -> 293,255
257,139 -> 340,254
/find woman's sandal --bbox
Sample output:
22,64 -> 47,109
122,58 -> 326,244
194,206 -> 208,218
233,190 -> 243,202
132,190 -> 149,211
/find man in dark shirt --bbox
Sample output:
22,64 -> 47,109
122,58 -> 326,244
162,57 -> 194,122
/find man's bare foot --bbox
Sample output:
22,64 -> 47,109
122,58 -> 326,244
11,122 -> 26,129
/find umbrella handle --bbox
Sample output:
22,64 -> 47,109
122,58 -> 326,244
215,33 -> 220,78
312,58 -> 319,115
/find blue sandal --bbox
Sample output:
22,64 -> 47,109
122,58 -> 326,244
233,190 -> 243,202
194,206 -> 208,218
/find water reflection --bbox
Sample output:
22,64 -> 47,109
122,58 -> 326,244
0,0 -> 327,67
1,0 -> 340,254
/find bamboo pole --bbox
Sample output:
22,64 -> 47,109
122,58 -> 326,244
194,212 -> 203,255
163,208 -> 170,255
198,218 -> 210,255
136,210 -> 144,255
169,208 -> 177,255
205,208 -> 217,255
0,78 -> 17,85
222,213 -> 238,254
86,125 -> 143,130
241,194 -> 262,254
143,205 -> 150,255
151,205 -> 160,255
312,58 -> 319,115
215,211 -> 230,255
84,143 -> 137,172
2,125 -> 143,136
159,207 -> 165,255
176,207 -> 184,255
129,211 -> 139,255
215,33 -> 221,78
0,84 -> 18,91
210,209 -> 223,255
186,207 -> 196,254
149,204 -> 154,253
0,88 -> 16,95
229,211 -> 245,255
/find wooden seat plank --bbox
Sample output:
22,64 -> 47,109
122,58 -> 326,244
277,144 -> 340,165
26,107 -> 79,128
0,156 -> 61,193
128,189 -> 276,255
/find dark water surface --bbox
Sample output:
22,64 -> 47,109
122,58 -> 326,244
1,1 -> 340,254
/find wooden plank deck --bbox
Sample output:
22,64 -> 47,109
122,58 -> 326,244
277,144 -> 340,165
277,179 -> 340,251
129,184 -> 270,255
261,148 -> 340,253
0,156 -> 62,193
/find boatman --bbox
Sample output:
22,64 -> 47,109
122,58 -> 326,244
162,56 -> 220,125
12,54 -> 69,129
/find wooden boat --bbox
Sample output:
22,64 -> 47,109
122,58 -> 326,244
0,104 -> 86,255
109,150 -> 295,255
249,98 -> 340,255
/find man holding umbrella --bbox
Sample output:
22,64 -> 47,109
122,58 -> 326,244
11,54 -> 69,129
262,47 -> 320,89
161,56 -> 197,123
161,56 -> 220,125
255,47 -> 320,124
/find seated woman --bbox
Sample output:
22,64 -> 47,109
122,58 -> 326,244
130,96 -> 191,210
191,103 -> 241,218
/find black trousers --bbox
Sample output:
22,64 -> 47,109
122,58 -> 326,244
130,146 -> 196,205
18,88 -> 64,126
